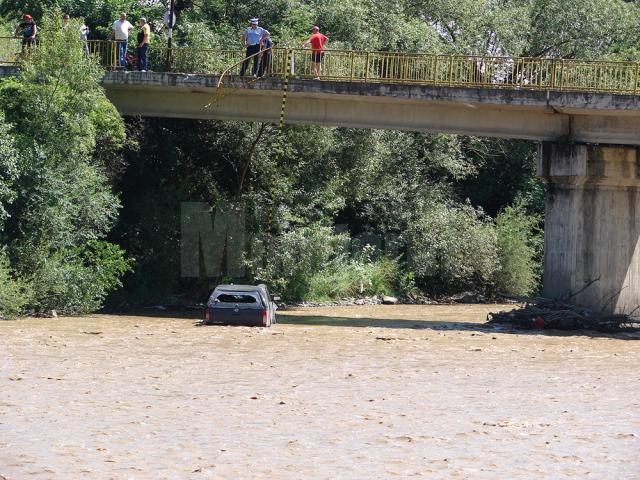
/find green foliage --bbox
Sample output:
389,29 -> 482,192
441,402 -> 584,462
406,202 -> 499,294
406,0 -> 532,55
0,250 -> 30,319
0,9 -> 129,315
306,252 -> 400,301
494,203 -> 542,296
457,138 -> 541,216
246,228 -> 402,302
526,0 -> 639,59
0,112 -> 19,234
246,224 -> 349,300
30,241 -> 131,314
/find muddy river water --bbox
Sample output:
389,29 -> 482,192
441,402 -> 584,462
1,305 -> 639,479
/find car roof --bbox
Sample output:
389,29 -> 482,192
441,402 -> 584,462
214,284 -> 264,292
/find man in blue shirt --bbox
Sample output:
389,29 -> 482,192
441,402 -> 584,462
258,31 -> 273,77
240,18 -> 266,76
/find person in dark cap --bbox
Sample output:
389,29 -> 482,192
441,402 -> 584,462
15,14 -> 37,48
240,17 -> 267,76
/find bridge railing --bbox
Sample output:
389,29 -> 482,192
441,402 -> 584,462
0,37 -> 121,67
86,40 -> 120,68
279,50 -> 640,94
155,47 -> 640,94
3,37 -> 640,95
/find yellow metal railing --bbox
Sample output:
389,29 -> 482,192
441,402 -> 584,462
86,40 -> 120,68
0,37 -> 121,68
3,37 -> 640,95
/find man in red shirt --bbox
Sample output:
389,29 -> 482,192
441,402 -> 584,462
302,26 -> 328,79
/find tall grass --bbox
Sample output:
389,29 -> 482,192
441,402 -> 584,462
305,255 -> 399,301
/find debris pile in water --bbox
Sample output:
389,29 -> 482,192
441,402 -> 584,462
487,297 -> 640,332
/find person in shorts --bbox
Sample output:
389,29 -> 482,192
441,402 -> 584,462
302,26 -> 328,79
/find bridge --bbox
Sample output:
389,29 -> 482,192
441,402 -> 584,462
3,39 -> 640,314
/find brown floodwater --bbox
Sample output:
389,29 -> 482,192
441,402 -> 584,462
1,305 -> 639,479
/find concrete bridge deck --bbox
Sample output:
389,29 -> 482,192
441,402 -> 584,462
102,71 -> 640,145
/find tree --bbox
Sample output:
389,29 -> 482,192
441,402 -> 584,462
0,10 -> 130,314
525,0 -> 639,59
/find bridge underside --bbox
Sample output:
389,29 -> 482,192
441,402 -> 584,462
102,72 -> 640,145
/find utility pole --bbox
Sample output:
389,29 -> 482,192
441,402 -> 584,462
166,0 -> 175,70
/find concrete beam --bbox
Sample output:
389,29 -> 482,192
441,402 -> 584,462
101,72 -> 640,144
105,85 -> 569,141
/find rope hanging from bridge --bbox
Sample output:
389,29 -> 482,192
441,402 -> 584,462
274,49 -> 291,157
206,48 -> 269,110
207,48 -> 293,155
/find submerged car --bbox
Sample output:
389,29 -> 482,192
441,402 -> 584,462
204,284 -> 279,327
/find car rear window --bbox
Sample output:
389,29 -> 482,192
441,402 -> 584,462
215,294 -> 257,304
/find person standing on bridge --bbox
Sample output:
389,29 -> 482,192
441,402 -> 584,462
258,30 -> 273,77
302,26 -> 328,80
240,18 -> 267,77
136,17 -> 151,72
15,14 -> 37,49
110,13 -> 133,68
80,18 -> 90,54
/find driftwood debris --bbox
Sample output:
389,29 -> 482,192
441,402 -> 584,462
487,297 -> 640,332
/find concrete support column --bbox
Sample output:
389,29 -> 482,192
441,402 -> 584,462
539,143 -> 640,314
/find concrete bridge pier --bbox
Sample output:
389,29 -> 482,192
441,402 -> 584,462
539,143 -> 640,314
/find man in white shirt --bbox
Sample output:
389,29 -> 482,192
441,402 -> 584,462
110,13 -> 133,67
80,19 -> 90,54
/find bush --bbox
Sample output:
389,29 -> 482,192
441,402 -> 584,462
305,248 -> 400,301
30,241 -> 132,315
0,251 -> 30,319
494,203 -> 543,295
247,225 -> 404,302
246,224 -> 349,300
0,112 -> 18,231
406,202 -> 499,294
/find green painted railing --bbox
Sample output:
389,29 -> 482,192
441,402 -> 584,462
2,37 -> 640,95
